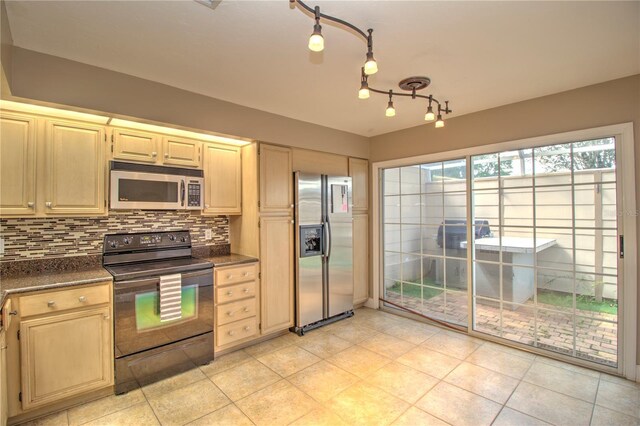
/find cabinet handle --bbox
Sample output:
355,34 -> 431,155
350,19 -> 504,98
103,314 -> 110,320
227,311 -> 234,317
227,274 -> 232,279
290,204 -> 294,208
27,202 -> 34,208
47,300 -> 56,307
78,296 -> 87,303
226,291 -> 233,296
243,288 -> 249,293
205,204 -> 210,208
243,307 -> 249,312
242,272 -> 249,277
8,310 -> 17,316
243,326 -> 250,332
164,153 -> 169,159
45,202 -> 52,208
228,330 -> 235,336
151,152 -> 157,157
291,220 -> 294,224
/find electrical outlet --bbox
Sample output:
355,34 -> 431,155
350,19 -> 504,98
204,229 -> 212,241
0,238 -> 4,255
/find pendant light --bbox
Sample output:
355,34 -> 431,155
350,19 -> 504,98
308,6 -> 324,52
385,91 -> 396,117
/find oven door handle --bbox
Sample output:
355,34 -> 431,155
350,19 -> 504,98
113,268 -> 213,291
180,179 -> 185,207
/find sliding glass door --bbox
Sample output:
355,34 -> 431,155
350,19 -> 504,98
380,136 -> 622,368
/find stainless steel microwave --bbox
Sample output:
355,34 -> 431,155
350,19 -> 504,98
110,161 -> 204,210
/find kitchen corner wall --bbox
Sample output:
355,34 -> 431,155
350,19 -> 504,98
0,211 -> 228,262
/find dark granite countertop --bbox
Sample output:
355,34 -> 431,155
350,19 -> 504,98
197,253 -> 259,267
0,256 -> 112,308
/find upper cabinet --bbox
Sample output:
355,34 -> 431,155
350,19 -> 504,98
0,112 -> 37,216
203,143 -> 242,215
349,157 -> 369,211
44,120 -> 106,215
112,128 -> 201,168
259,144 -> 293,214
112,128 -> 159,164
162,136 -> 201,168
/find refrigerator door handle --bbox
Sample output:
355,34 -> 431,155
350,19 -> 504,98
326,219 -> 332,260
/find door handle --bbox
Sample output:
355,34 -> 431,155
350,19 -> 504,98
180,180 -> 185,207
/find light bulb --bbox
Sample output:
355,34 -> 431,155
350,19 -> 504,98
308,24 -> 324,52
424,106 -> 435,122
385,101 -> 395,117
364,51 -> 378,75
435,114 -> 444,128
358,80 -> 370,99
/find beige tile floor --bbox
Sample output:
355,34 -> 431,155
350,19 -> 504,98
20,308 -> 640,426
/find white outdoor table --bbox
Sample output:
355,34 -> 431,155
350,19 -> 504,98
460,237 -> 557,304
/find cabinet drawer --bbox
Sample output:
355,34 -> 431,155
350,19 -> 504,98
216,281 -> 257,304
20,283 -> 110,317
216,298 -> 256,326
217,317 -> 258,347
215,264 -> 257,286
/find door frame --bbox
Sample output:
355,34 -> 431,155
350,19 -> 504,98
371,122 -> 636,380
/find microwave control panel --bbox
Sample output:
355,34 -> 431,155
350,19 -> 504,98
187,182 -> 202,207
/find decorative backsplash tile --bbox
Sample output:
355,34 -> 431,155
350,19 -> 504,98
0,211 -> 229,262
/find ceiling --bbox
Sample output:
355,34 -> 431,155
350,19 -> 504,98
4,1 -> 639,137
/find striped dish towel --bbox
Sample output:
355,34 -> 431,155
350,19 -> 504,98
159,274 -> 182,322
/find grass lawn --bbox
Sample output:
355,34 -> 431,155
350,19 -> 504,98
387,278 -> 443,300
537,289 -> 618,315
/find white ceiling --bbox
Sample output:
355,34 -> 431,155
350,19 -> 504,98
4,1 -> 640,137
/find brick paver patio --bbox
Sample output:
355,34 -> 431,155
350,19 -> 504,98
384,290 -> 617,367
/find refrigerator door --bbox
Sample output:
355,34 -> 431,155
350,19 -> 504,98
325,176 -> 354,317
295,172 -> 325,327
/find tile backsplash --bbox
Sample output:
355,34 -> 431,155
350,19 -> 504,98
0,211 -> 229,262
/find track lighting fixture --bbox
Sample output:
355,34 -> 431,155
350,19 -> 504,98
290,0 -> 452,127
307,6 -> 324,52
385,91 -> 396,117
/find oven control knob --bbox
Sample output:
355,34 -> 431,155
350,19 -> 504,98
168,234 -> 176,241
180,236 -> 186,242
123,237 -> 131,245
109,240 -> 118,248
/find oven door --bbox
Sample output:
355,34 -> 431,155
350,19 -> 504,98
110,170 -> 186,210
114,268 -> 213,358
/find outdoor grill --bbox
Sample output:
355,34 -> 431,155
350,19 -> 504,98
437,219 -> 492,249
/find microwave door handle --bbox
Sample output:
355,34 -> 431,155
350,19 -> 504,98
180,179 -> 185,207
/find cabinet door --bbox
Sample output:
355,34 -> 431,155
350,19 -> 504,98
112,128 -> 159,163
203,143 -> 241,215
0,331 -> 6,426
349,157 -> 369,211
20,307 -> 113,411
260,216 -> 294,334
44,120 -> 106,215
162,136 -> 201,168
259,144 -> 292,213
0,112 -> 36,216
353,213 -> 369,305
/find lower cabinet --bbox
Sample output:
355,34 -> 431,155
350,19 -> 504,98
353,213 -> 369,305
214,263 -> 260,352
259,215 -> 294,335
1,330 -> 7,426
19,306 -> 113,410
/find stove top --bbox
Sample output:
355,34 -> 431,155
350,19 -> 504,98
105,257 -> 213,281
102,230 -> 212,281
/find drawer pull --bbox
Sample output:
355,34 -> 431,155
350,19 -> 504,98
103,314 -> 110,320
226,291 -> 233,296
243,307 -> 249,312
228,331 -> 235,336
227,274 -> 232,279
78,296 -> 87,303
244,326 -> 250,332
8,310 -> 17,316
227,311 -> 234,317
47,301 -> 56,308
243,288 -> 249,293
242,272 -> 249,277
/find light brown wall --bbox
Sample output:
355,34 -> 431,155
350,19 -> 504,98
7,47 -> 369,158
0,0 -> 13,96
371,74 -> 640,365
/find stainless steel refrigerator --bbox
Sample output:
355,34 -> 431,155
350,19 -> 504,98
293,172 -> 354,335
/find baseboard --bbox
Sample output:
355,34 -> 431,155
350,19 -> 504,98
636,365 -> 640,383
364,297 -> 378,309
